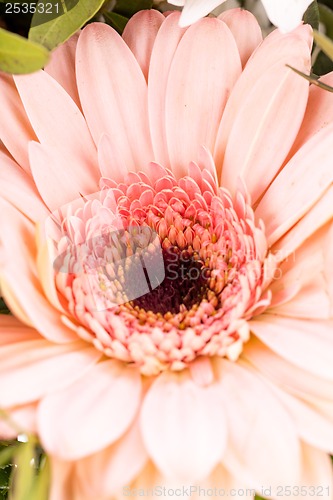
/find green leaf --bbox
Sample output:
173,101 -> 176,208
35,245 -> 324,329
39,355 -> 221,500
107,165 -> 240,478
28,456 -> 49,500
0,464 -> 11,490
0,443 -> 18,469
103,11 -> 128,34
0,27 -> 49,74
318,3 -> 333,38
29,0 -> 105,50
286,64 -> 333,92
23,1 -> 79,28
0,442 -> 15,500
10,440 -> 35,500
0,439 -> 49,500
313,29 -> 333,61
303,1 -> 319,30
113,0 -> 153,18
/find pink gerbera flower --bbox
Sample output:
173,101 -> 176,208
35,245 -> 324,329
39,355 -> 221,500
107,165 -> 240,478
0,8 -> 333,500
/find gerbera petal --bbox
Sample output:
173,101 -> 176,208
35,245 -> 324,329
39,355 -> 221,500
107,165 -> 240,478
260,0 -> 314,34
297,442 -> 333,498
206,464 -> 255,499
255,123 -> 333,246
38,360 -> 142,460
13,71 -> 99,194
0,315 -> 39,346
272,388 -> 333,454
165,17 -> 241,178
148,12 -> 186,168
215,26 -> 311,184
35,227 -> 67,313
271,281 -> 331,320
272,185 -> 333,259
0,74 -> 36,172
0,339 -> 101,407
250,315 -> 333,380
128,462 -> 163,500
0,280 -> 33,328
218,8 -> 263,67
0,148 -> 48,222
0,199 -> 76,343
28,141 -> 95,211
76,22 -> 153,172
123,10 -> 165,82
45,33 -> 81,107
269,222 -> 333,317
244,338 -> 333,401
219,33 -> 310,201
272,372 -> 333,436
216,359 -> 300,490
49,458 -> 75,500
75,416 -> 148,498
286,72 -> 333,160
178,0 -> 228,27
97,133 -> 130,183
140,370 -> 227,482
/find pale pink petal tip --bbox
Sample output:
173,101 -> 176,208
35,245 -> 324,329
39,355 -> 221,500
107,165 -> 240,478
218,8 -> 263,67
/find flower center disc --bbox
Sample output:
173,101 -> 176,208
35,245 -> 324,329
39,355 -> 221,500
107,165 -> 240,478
132,247 -> 211,317
53,167 -> 274,375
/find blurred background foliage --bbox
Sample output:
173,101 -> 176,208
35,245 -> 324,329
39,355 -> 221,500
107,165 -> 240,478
0,0 -> 155,72
1,0 -> 333,498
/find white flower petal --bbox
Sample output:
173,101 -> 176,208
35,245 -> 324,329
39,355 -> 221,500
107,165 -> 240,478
168,0 -> 186,6
176,0 -> 228,27
260,0 -> 313,33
